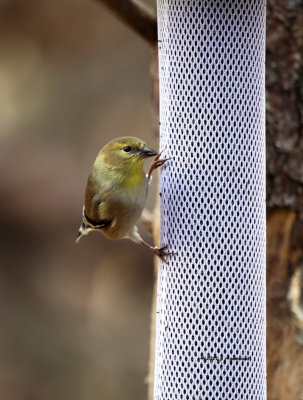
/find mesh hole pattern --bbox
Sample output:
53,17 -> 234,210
155,1 -> 266,399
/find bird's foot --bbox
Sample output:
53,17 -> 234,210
152,244 -> 176,262
140,240 -> 176,262
148,150 -> 171,180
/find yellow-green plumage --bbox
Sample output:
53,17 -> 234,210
77,136 -> 156,242
76,136 -> 172,259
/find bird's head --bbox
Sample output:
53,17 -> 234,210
99,136 -> 157,170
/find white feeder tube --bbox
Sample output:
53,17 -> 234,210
155,1 -> 266,399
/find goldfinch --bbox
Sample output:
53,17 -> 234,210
76,136 -> 171,259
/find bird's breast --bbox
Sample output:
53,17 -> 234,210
101,177 -> 148,240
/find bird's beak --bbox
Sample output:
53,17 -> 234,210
140,146 -> 157,158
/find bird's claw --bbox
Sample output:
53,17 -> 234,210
148,150 -> 171,180
153,244 -> 176,262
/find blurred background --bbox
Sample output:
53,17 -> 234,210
0,0 -> 157,399
1,1 -> 303,400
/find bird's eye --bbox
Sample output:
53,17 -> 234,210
123,146 -> 131,152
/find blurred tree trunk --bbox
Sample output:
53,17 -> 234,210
266,2 -> 303,399
96,1 -> 303,399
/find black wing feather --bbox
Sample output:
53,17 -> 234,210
84,212 -> 112,230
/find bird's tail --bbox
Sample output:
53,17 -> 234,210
75,221 -> 90,243
75,230 -> 82,243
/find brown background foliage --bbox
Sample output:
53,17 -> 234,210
1,0 -> 303,399
0,1 -> 157,399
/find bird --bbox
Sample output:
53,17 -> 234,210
76,136 -> 172,260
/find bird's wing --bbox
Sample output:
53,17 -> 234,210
75,206 -> 112,243
76,179 -> 113,242
84,175 -> 113,227
82,210 -> 112,230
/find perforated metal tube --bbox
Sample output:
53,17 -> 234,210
155,1 -> 266,399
